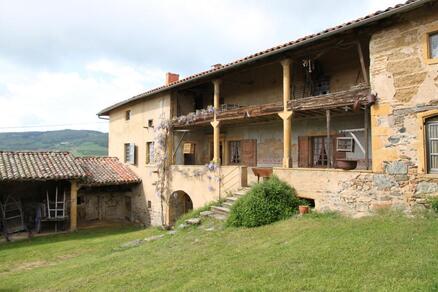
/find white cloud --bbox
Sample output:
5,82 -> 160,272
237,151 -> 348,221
0,0 -> 408,133
0,58 -> 165,132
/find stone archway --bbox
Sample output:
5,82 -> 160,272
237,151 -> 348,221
168,190 -> 193,225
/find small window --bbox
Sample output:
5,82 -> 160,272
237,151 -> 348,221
125,110 -> 131,120
147,200 -> 152,209
124,143 -> 136,164
428,32 -> 438,59
336,137 -> 354,152
146,142 -> 154,164
148,119 -> 154,128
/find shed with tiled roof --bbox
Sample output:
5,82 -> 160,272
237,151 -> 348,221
0,151 -> 86,181
75,156 -> 141,186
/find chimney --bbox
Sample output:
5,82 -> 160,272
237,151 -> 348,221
165,72 -> 179,85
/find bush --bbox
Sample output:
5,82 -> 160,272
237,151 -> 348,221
226,176 -> 300,228
429,197 -> 438,213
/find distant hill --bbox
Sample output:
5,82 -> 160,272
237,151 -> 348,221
0,129 -> 108,156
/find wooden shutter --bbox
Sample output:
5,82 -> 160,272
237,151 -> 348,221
298,136 -> 310,167
241,139 -> 257,167
127,143 -> 136,165
332,135 -> 346,166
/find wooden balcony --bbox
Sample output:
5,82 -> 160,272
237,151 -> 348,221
172,85 -> 371,128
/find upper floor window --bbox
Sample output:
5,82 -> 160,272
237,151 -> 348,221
429,32 -> 438,59
124,143 -> 136,165
147,119 -> 154,128
125,110 -> 131,120
146,142 -> 154,164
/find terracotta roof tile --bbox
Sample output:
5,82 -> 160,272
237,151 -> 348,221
76,156 -> 141,186
97,0 -> 431,116
0,151 -> 86,181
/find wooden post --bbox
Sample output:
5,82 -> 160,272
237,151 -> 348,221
364,106 -> 369,170
326,109 -> 331,168
211,79 -> 222,164
357,41 -> 369,85
279,59 -> 293,168
70,180 -> 78,231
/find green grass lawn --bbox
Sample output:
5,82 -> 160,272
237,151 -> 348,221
1,214 -> 438,291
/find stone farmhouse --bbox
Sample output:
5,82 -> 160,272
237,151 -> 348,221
98,0 -> 438,226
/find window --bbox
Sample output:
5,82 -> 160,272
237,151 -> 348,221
227,140 -> 257,166
428,32 -> 438,59
147,200 -> 152,209
125,110 -> 131,120
312,137 -> 329,167
229,141 -> 241,164
124,143 -> 136,164
336,137 -> 354,152
426,118 -> 438,173
146,142 -> 154,164
147,119 -> 154,128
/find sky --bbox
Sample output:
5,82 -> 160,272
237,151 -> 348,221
0,0 -> 404,133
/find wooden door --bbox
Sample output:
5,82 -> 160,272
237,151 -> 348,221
241,139 -> 257,167
298,136 -> 310,167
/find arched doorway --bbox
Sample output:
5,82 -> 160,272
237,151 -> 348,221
168,191 -> 193,225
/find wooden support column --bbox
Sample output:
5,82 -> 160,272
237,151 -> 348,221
326,109 -> 331,168
279,59 -> 293,168
364,106 -> 370,170
70,180 -> 78,231
356,41 -> 369,85
211,79 -> 222,164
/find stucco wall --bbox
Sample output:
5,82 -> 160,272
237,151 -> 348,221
108,93 -> 171,226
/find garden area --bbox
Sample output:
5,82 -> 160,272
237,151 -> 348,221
1,211 -> 438,290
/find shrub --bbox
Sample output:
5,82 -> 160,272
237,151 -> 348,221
429,197 -> 438,213
226,176 -> 300,228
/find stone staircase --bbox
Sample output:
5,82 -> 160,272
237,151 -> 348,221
207,187 -> 250,220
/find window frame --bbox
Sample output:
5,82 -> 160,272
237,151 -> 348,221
426,120 -> 438,173
423,26 -> 438,65
124,143 -> 136,165
145,141 -> 154,165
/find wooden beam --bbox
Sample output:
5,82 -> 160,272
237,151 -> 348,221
364,106 -> 370,170
326,109 -> 331,168
356,41 -> 369,85
70,180 -> 78,231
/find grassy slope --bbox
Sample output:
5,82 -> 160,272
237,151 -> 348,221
0,130 -> 108,156
1,215 -> 438,291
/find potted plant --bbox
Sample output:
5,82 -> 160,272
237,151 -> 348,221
298,200 -> 310,215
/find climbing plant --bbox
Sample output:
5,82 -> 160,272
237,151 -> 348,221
152,113 -> 222,226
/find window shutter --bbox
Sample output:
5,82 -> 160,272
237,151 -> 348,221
241,139 -> 257,167
128,143 -> 135,164
298,136 -> 310,167
332,135 -> 346,166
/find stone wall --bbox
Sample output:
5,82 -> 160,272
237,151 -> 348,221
278,5 -> 438,216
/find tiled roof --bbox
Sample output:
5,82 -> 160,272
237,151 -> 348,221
0,151 -> 86,181
76,157 -> 141,186
97,0 -> 432,116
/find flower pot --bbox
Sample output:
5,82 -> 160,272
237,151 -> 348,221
335,159 -> 358,170
299,205 -> 309,215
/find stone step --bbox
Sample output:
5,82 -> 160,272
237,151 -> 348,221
222,201 -> 234,208
234,190 -> 248,197
211,205 -> 230,215
226,196 -> 239,203
210,213 -> 227,221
